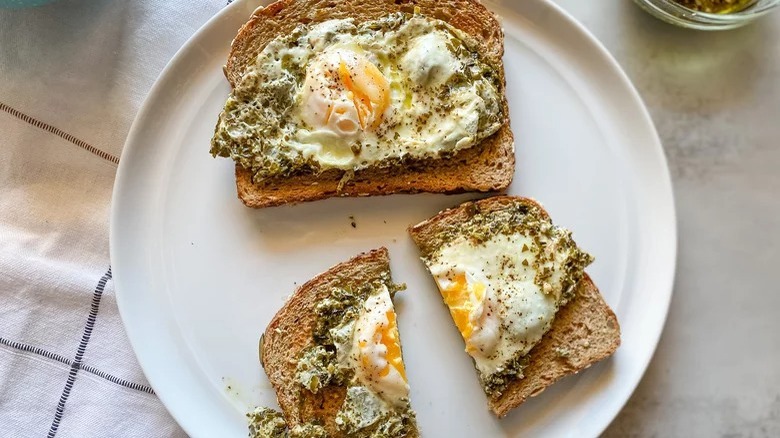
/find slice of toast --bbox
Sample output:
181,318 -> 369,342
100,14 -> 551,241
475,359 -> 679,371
224,0 -> 514,208
408,196 -> 621,417
260,248 -> 418,436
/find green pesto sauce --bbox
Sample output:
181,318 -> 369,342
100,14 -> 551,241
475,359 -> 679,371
210,23 -> 310,180
336,386 -> 415,437
296,345 -> 339,393
290,423 -> 329,438
247,407 -> 329,438
424,201 -> 594,397
481,354 -> 530,397
247,407 -> 287,438
290,275 -> 415,437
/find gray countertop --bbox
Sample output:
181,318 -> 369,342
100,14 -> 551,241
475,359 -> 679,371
549,1 -> 780,436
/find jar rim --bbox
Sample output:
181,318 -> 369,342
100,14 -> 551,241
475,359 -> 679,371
634,0 -> 779,29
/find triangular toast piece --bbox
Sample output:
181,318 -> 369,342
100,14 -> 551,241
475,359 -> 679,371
261,248 -> 418,436
409,196 -> 620,417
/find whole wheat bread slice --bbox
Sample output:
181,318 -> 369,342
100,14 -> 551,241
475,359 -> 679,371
260,247 -> 417,436
408,196 -> 621,417
223,0 -> 515,208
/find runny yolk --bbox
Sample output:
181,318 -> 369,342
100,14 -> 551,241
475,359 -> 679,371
337,58 -> 389,131
359,308 -> 408,383
439,273 -> 485,353
381,309 -> 407,382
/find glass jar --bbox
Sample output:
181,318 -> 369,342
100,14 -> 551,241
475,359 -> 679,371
633,0 -> 780,30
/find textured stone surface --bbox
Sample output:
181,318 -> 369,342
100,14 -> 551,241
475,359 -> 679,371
550,1 -> 780,436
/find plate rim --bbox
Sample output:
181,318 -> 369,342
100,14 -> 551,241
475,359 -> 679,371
110,0 -> 677,436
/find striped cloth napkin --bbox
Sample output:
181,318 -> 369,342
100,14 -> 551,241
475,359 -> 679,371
0,1 -> 229,436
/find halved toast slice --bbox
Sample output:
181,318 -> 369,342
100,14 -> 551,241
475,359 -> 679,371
408,196 -> 621,417
221,0 -> 514,208
260,248 -> 418,436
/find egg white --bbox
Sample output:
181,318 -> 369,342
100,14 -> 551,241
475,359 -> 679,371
428,232 -> 577,377
350,285 -> 409,407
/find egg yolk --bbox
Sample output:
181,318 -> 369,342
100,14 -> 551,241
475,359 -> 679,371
336,57 -> 390,130
301,48 -> 390,137
439,273 -> 486,353
359,308 -> 407,383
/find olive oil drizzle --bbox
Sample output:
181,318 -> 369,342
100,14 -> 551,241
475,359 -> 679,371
673,0 -> 756,14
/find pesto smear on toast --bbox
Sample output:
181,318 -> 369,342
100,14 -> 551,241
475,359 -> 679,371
419,201 -> 593,396
212,12 -> 502,182
251,274 -> 416,437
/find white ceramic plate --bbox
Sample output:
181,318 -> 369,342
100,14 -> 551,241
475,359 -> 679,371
111,0 -> 676,436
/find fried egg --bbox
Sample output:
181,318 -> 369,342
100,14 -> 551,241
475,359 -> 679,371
212,13 -> 503,181
351,285 -> 409,407
428,231 -> 587,377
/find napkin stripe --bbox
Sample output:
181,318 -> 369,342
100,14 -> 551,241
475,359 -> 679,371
0,337 -> 72,366
80,364 -> 155,395
0,336 -> 155,395
0,101 -> 120,165
48,365 -> 78,438
48,268 -> 111,438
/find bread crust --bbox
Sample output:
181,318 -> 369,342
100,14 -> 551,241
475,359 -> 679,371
224,0 -> 514,208
408,196 -> 621,417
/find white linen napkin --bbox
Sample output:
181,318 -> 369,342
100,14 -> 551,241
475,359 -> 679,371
0,0 -> 228,436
